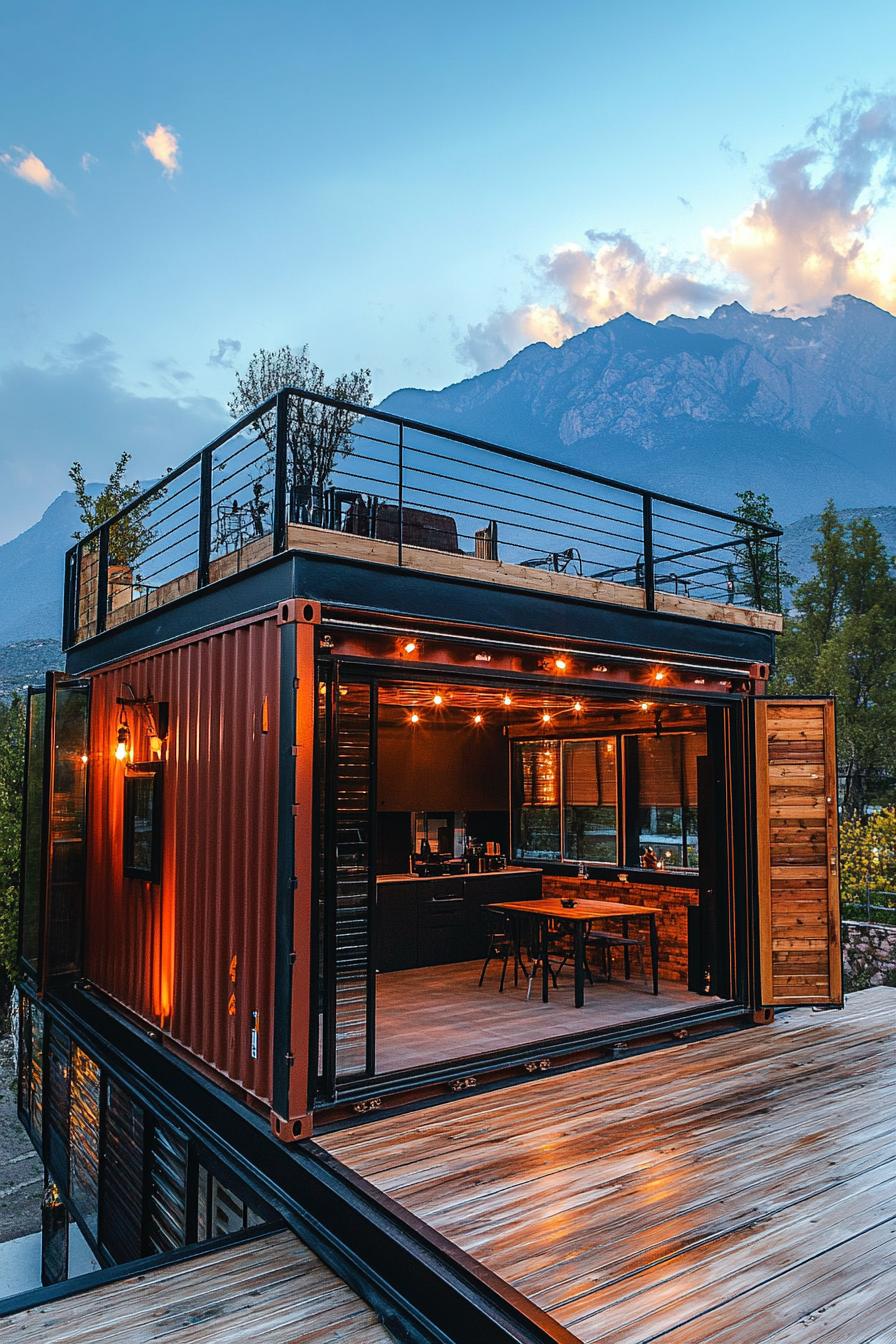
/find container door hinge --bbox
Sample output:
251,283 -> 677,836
285,1052 -> 295,1067
288,950 -> 297,965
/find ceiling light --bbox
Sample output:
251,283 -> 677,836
573,701 -> 583,713
503,693 -> 512,707
473,713 -> 483,725
410,712 -> 420,724
432,693 -> 443,706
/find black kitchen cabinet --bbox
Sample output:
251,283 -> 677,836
375,870 -> 542,972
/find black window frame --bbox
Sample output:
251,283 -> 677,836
123,763 -> 164,883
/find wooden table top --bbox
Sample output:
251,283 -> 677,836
487,897 -> 661,920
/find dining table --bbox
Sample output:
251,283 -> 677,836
486,897 -> 661,1008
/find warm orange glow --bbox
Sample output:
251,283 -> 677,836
502,693 -> 513,707
640,701 -> 650,711
606,742 -> 614,752
654,669 -> 667,682
403,640 -> 417,654
114,739 -> 129,762
410,711 -> 420,724
473,713 -> 483,725
433,692 -> 444,706
554,656 -> 568,671
542,711 -> 552,723
573,701 -> 583,713
80,753 -> 89,765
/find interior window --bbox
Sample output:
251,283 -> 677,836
512,740 -> 561,860
562,738 -> 617,863
636,732 -> 705,871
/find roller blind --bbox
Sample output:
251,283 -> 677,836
637,732 -> 706,808
563,739 -> 617,806
517,741 -> 560,806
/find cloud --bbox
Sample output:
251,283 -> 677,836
458,232 -> 729,371
707,90 -> 896,313
80,152 -> 97,173
0,337 -> 224,543
208,337 -> 242,369
140,123 -> 181,177
459,90 -> 896,371
1,147 -> 64,195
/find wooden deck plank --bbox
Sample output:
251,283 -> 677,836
321,988 -> 896,1344
0,1231 -> 393,1343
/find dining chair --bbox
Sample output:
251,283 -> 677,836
478,910 -> 515,991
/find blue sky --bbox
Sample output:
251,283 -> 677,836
1,0 -> 895,540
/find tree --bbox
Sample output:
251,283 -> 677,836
733,490 -> 794,611
69,452 -> 154,567
228,346 -> 371,522
0,694 -> 25,1009
775,502 -> 896,816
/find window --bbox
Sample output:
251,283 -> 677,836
124,764 -> 163,882
636,733 -> 705,871
512,741 -> 561,860
20,690 -> 46,971
562,739 -> 618,863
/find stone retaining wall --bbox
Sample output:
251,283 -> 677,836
842,920 -> 896,991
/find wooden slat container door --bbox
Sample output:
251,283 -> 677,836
755,698 -> 842,1006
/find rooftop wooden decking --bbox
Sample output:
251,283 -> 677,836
0,1231 -> 393,1343
82,524 -> 783,644
321,987 -> 896,1344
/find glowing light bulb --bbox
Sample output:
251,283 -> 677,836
410,712 -> 420,724
542,711 -> 551,723
403,640 -> 417,654
640,701 -> 650,711
654,669 -> 667,682
433,693 -> 443,706
80,753 -> 89,765
115,740 -> 128,762
502,693 -> 512,707
554,657 -> 567,671
573,701 -> 583,713
473,713 -> 483,725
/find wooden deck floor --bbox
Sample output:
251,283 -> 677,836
375,960 -> 722,1074
322,987 -> 896,1344
0,1231 -> 393,1343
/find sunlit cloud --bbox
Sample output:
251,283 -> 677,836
460,89 -> 896,372
140,123 -> 181,177
1,147 -> 64,195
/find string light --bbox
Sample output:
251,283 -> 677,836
553,656 -> 568,672
502,693 -> 512,707
432,692 -> 443,706
410,711 -> 420,725
403,640 -> 417,654
473,713 -> 483,725
640,701 -> 650,711
573,701 -> 583,713
653,668 -> 667,682
542,711 -> 552,724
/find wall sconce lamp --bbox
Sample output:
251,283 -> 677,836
116,685 -> 169,762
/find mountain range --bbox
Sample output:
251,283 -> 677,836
1,294 -> 894,687
381,294 -> 895,521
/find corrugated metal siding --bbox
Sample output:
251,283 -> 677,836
83,614 -> 280,1105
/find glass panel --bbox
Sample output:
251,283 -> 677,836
332,682 -> 373,1080
30,1000 -> 44,1144
46,684 -> 89,977
20,690 -> 46,970
512,740 -> 561,860
70,1045 -> 101,1239
562,738 -> 618,863
123,766 -> 162,880
637,732 -> 705,871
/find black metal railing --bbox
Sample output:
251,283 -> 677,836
62,388 -> 783,647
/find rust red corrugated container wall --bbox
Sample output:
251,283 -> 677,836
83,612 -> 280,1106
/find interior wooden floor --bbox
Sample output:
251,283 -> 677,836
0,1231 -> 392,1344
323,987 -> 896,1344
374,958 -> 721,1075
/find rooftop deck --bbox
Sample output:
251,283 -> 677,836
321,987 -> 896,1344
65,389 -> 784,648
0,1230 -> 393,1343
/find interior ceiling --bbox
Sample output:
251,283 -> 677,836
376,679 -> 706,731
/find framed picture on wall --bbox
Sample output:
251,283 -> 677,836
123,763 -> 163,882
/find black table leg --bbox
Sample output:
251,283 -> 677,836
649,914 -> 659,994
622,916 -> 631,980
542,919 -> 550,1003
574,922 -> 585,1008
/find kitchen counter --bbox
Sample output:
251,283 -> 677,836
377,865 -> 540,886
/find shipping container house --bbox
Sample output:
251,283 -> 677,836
18,388 -> 842,1196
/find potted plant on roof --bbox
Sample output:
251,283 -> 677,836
227,345 -> 371,531
70,452 -> 156,626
